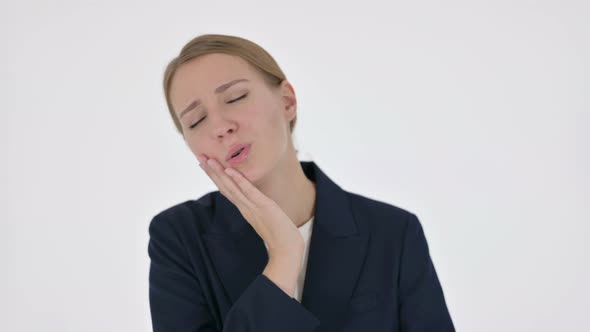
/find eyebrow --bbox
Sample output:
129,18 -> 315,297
179,78 -> 250,118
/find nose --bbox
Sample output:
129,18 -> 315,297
210,113 -> 237,139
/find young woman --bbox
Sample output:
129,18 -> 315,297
148,33 -> 455,332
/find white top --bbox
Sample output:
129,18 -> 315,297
263,216 -> 314,302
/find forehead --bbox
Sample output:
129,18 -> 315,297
171,53 -> 254,94
180,53 -> 254,78
169,53 -> 260,113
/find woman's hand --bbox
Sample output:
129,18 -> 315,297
197,155 -> 305,261
197,155 -> 305,297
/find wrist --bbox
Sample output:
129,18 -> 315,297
262,255 -> 302,297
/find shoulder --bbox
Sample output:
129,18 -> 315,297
345,191 -> 421,234
148,191 -> 218,236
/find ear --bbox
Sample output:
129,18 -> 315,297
279,79 -> 297,122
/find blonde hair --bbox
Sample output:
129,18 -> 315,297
163,34 -> 296,136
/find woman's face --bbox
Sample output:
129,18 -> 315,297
168,53 -> 297,184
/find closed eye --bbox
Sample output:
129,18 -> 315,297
188,94 -> 248,129
189,118 -> 204,129
227,93 -> 248,104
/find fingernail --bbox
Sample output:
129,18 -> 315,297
207,159 -> 215,167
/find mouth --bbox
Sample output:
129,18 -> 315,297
226,143 -> 252,165
231,147 -> 245,158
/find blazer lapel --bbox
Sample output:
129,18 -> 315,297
299,161 -> 370,331
202,194 -> 268,304
202,161 -> 369,331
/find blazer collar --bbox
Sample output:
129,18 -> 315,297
205,160 -> 358,237
202,160 -> 369,331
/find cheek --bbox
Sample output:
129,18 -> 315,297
185,139 -> 208,159
252,102 -> 283,129
234,106 -> 264,132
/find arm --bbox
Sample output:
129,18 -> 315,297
398,213 -> 455,332
148,215 -> 320,332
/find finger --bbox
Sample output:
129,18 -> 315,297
198,158 -> 232,197
203,158 -> 255,211
196,154 -> 252,210
223,167 -> 272,208
200,158 -> 234,197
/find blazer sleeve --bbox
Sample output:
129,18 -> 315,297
398,213 -> 455,332
148,214 -> 320,332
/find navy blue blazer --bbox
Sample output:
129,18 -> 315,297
148,160 -> 455,332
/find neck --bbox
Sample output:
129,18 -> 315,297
253,145 -> 316,228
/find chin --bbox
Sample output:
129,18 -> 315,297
229,149 -> 274,187
242,161 -> 270,187
241,166 -> 260,185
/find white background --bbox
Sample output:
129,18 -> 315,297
2,0 -> 588,331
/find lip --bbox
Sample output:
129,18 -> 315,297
226,144 -> 251,166
226,143 -> 251,162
